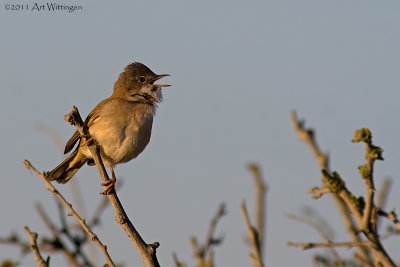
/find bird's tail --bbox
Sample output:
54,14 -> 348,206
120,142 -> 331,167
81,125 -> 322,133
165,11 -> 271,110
45,150 -> 88,183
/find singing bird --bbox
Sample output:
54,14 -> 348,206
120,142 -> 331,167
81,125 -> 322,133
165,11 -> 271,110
45,62 -> 170,194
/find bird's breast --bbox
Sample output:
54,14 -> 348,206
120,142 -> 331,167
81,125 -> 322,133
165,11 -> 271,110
88,100 -> 155,166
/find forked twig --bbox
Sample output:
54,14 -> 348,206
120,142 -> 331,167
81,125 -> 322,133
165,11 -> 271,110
240,200 -> 264,267
24,226 -> 49,267
189,203 -> 226,267
23,160 -> 115,267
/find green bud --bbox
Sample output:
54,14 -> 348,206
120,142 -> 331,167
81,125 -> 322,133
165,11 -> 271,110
352,128 -> 372,143
370,145 -> 384,160
358,165 -> 370,179
322,170 -> 345,193
349,193 -> 365,210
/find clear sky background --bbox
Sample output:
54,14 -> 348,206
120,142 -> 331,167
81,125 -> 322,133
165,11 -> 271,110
1,1 -> 400,266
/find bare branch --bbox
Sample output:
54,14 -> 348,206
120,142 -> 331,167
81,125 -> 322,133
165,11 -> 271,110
189,237 -> 206,267
240,200 -> 264,267
0,233 -> 30,254
287,241 -> 371,250
23,160 -> 115,267
204,203 -> 226,255
172,253 -> 186,267
35,203 -> 84,267
189,203 -> 226,267
307,187 -> 330,199
247,163 -> 266,258
286,213 -> 343,267
378,209 -> 400,231
290,111 -> 329,169
24,226 -> 49,267
291,111 -> 373,265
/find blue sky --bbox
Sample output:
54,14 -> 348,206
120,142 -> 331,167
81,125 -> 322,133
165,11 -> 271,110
1,1 -> 400,266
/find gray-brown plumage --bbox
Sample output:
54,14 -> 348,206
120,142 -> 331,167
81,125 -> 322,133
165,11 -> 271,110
45,62 -> 169,193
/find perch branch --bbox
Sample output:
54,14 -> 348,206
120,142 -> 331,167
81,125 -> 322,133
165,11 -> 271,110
63,106 -> 160,267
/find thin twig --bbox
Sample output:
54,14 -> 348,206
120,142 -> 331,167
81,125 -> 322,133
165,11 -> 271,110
290,111 -> 329,169
189,237 -> 206,267
376,178 -> 392,212
172,253 -> 186,267
0,234 -> 30,253
247,163 -> 266,259
189,203 -> 226,267
361,148 -> 376,232
286,213 -> 343,267
23,160 -> 115,267
204,203 -> 226,255
378,209 -> 400,231
24,226 -> 49,267
35,203 -> 84,267
376,178 -> 392,229
55,200 -> 94,267
240,200 -> 264,267
287,241 -> 371,250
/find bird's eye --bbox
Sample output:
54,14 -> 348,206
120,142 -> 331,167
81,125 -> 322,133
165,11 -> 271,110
138,76 -> 146,83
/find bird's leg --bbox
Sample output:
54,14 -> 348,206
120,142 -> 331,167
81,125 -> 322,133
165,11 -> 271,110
100,166 -> 117,195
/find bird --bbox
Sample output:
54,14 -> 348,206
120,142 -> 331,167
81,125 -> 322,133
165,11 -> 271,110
45,62 -> 170,194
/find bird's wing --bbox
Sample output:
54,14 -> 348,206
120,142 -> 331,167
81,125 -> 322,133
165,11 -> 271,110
63,98 -> 110,154
64,130 -> 80,154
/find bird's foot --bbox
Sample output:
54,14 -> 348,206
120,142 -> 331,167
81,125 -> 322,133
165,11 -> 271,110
100,176 -> 116,195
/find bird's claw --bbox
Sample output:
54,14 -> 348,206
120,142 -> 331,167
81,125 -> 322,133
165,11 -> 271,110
100,176 -> 116,195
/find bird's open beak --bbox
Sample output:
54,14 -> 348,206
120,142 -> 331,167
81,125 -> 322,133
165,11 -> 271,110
152,74 -> 170,88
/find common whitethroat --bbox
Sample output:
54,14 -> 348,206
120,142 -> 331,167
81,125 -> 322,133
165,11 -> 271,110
45,62 -> 170,194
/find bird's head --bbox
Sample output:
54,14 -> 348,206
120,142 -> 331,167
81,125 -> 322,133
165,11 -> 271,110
113,62 -> 170,105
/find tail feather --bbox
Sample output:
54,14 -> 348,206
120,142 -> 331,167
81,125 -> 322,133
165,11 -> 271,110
45,149 -> 88,183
